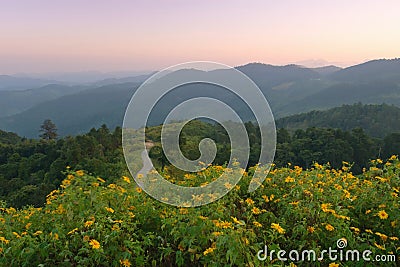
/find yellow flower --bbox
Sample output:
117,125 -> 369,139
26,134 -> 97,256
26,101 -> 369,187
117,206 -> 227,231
84,220 -> 94,228
252,207 -> 261,215
12,232 -> 21,238
212,231 -> 223,237
245,198 -> 254,205
52,233 -> 59,240
224,182 -> 233,189
105,207 -> 115,213
242,237 -> 249,245
321,203 -> 332,212
97,177 -> 105,183
377,210 -> 388,220
83,235 -> 90,242
271,223 -> 285,234
135,187 -> 143,193
33,230 -> 43,236
89,239 -> 101,249
120,259 -> 131,267
285,176 -> 295,183
216,221 -> 232,229
374,243 -> 385,250
0,236 -> 10,244
122,176 -> 131,183
231,217 -> 240,224
76,170 -> 84,176
108,183 -> 117,189
325,224 -> 334,231
203,247 -> 215,255
390,236 -> 399,241
289,201 -> 299,205
343,189 -> 351,198
253,221 -> 263,228
192,194 -> 204,202
375,232 -> 388,241
365,210 -> 371,214
203,242 -> 217,255
334,214 -> 350,220
25,222 -> 32,229
350,227 -> 360,233
179,208 -> 188,215
334,184 -> 343,190
67,228 -> 78,235
329,263 -> 339,267
307,226 -> 315,233
62,179 -> 71,186
365,229 -> 373,234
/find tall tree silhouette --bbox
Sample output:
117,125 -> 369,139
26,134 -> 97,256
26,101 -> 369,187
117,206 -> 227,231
40,119 -> 58,140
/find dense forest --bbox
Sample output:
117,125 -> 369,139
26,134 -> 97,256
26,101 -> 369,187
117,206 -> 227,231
276,103 -> 400,138
1,115 -> 399,208
0,125 -> 126,208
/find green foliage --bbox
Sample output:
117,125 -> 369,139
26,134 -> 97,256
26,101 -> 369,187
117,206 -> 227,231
276,103 -> 400,138
0,119 -> 398,209
39,119 -> 58,140
0,158 -> 399,266
0,129 -> 22,145
0,125 -> 127,208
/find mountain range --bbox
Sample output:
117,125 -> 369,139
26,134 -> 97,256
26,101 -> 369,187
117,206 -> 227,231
0,58 -> 399,138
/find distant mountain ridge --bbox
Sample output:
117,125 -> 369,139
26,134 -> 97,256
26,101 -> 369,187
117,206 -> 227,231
0,84 -> 88,117
330,58 -> 400,83
0,58 -> 399,137
0,75 -> 59,91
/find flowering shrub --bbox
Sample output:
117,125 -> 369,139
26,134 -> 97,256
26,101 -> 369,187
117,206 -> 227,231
0,157 -> 399,266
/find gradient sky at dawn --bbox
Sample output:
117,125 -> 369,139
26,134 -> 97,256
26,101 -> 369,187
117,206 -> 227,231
1,0 -> 399,74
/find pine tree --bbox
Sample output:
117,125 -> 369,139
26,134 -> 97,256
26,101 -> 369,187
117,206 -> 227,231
39,119 -> 58,140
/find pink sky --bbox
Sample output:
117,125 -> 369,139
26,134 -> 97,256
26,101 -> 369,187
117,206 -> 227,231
1,0 -> 399,73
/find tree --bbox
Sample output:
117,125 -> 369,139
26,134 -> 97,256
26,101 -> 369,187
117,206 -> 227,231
39,119 -> 58,140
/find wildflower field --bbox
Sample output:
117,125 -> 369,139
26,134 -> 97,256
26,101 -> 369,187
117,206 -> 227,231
0,157 -> 399,266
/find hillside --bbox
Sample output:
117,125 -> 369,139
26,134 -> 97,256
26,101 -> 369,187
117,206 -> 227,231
0,84 -> 88,117
330,58 -> 400,83
0,129 -> 22,145
276,103 -> 400,138
0,83 -> 139,137
1,59 -> 400,137
1,161 -> 399,265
